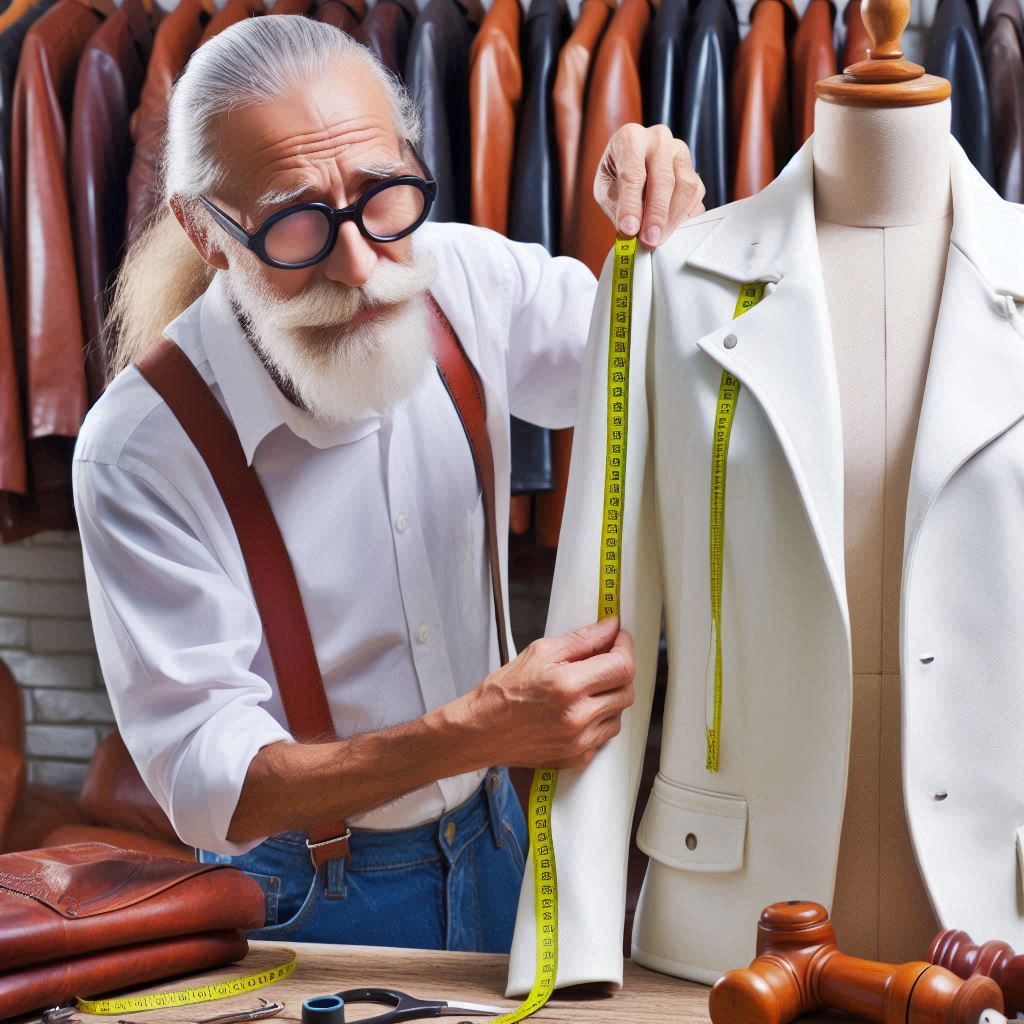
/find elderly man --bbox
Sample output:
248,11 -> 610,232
75,15 -> 705,951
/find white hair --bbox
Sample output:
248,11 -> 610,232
164,14 -> 422,202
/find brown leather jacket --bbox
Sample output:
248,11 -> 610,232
982,0 -> 1023,202
552,0 -> 614,251
841,0 -> 870,67
124,0 -> 208,246
353,0 -> 412,75
309,0 -> 364,29
198,0 -> 262,45
71,0 -> 155,402
468,0 -> 521,234
570,0 -> 649,275
6,0 -> 105,537
791,0 -> 835,147
730,0 -> 796,200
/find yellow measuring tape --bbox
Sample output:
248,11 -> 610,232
706,282 -> 765,773
493,236 -> 639,1024
75,953 -> 297,1015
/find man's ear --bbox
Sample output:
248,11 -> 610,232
170,195 -> 229,271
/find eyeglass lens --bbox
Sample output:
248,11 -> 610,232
262,183 -> 427,264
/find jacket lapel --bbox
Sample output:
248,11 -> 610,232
686,139 -> 850,624
905,141 -> 1024,551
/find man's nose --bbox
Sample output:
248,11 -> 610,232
323,220 -> 378,287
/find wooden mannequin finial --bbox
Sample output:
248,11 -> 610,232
708,902 -> 1004,1024
816,0 -> 951,105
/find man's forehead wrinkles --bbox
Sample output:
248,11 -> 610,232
246,115 -> 396,161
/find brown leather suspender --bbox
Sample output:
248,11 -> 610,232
133,297 -> 509,870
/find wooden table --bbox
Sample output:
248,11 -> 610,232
68,941 -> 851,1024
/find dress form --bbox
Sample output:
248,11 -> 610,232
812,0 -> 952,963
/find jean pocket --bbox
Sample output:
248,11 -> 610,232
248,869 -> 320,939
241,871 -> 283,927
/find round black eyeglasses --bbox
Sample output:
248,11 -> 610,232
198,174 -> 438,270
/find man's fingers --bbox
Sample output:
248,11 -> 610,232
662,149 -> 707,239
637,126 -> 676,247
559,628 -> 636,695
595,124 -> 648,236
545,615 -> 621,664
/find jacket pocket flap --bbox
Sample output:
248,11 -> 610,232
637,775 -> 748,873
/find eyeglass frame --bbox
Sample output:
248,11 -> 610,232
197,145 -> 438,270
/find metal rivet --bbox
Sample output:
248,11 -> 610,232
934,791 -> 948,801
723,333 -> 738,349
920,653 -> 935,664
445,821 -> 457,845
685,833 -> 698,851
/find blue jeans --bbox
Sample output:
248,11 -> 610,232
196,768 -> 527,952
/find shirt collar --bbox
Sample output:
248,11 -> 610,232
198,272 -> 382,466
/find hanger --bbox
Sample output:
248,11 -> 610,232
816,0 -> 951,106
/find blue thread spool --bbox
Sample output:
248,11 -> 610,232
302,995 -> 345,1024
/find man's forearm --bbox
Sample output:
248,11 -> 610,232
227,695 -> 489,843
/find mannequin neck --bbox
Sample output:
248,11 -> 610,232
812,99 -> 953,227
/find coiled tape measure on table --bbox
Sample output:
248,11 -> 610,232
74,953 -> 298,1015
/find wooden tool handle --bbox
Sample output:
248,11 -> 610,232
930,930 -> 1024,1016
709,902 -> 1004,1024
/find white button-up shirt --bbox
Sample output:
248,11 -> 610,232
73,222 -> 597,855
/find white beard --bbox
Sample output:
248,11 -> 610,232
225,248 -> 439,425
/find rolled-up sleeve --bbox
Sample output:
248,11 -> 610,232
499,236 -> 598,430
73,454 -> 294,856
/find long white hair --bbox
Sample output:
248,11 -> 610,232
105,15 -> 422,379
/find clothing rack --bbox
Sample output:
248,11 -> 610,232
0,0 -> 1019,546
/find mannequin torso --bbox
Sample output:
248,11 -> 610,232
812,98 -> 952,962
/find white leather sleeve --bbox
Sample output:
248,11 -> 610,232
506,246 -> 664,994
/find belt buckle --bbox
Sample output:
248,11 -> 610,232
305,829 -> 352,868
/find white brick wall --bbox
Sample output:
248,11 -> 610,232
0,531 -> 111,795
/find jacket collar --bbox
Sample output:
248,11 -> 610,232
687,135 -> 1024,302
199,272 -> 381,466
683,133 -> 1024,646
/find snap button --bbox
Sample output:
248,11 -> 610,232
417,624 -> 431,643
395,513 -> 409,534
685,833 -> 698,851
445,821 -> 457,845
723,333 -> 738,349
920,653 -> 935,664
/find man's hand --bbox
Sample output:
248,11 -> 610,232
595,124 -> 706,249
457,616 -> 635,771
229,617 -> 634,842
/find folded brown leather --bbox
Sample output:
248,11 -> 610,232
0,931 -> 250,1020
0,843 -> 266,1018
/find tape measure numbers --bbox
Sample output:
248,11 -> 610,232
494,237 -> 640,1024
705,282 -> 765,773
75,953 -> 297,1015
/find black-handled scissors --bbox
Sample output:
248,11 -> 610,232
314,988 -> 506,1024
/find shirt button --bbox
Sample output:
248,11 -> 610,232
395,514 -> 409,534
723,333 -> 738,350
417,624 -> 431,644
445,821 -> 457,845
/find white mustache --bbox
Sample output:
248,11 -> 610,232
243,251 -> 438,334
